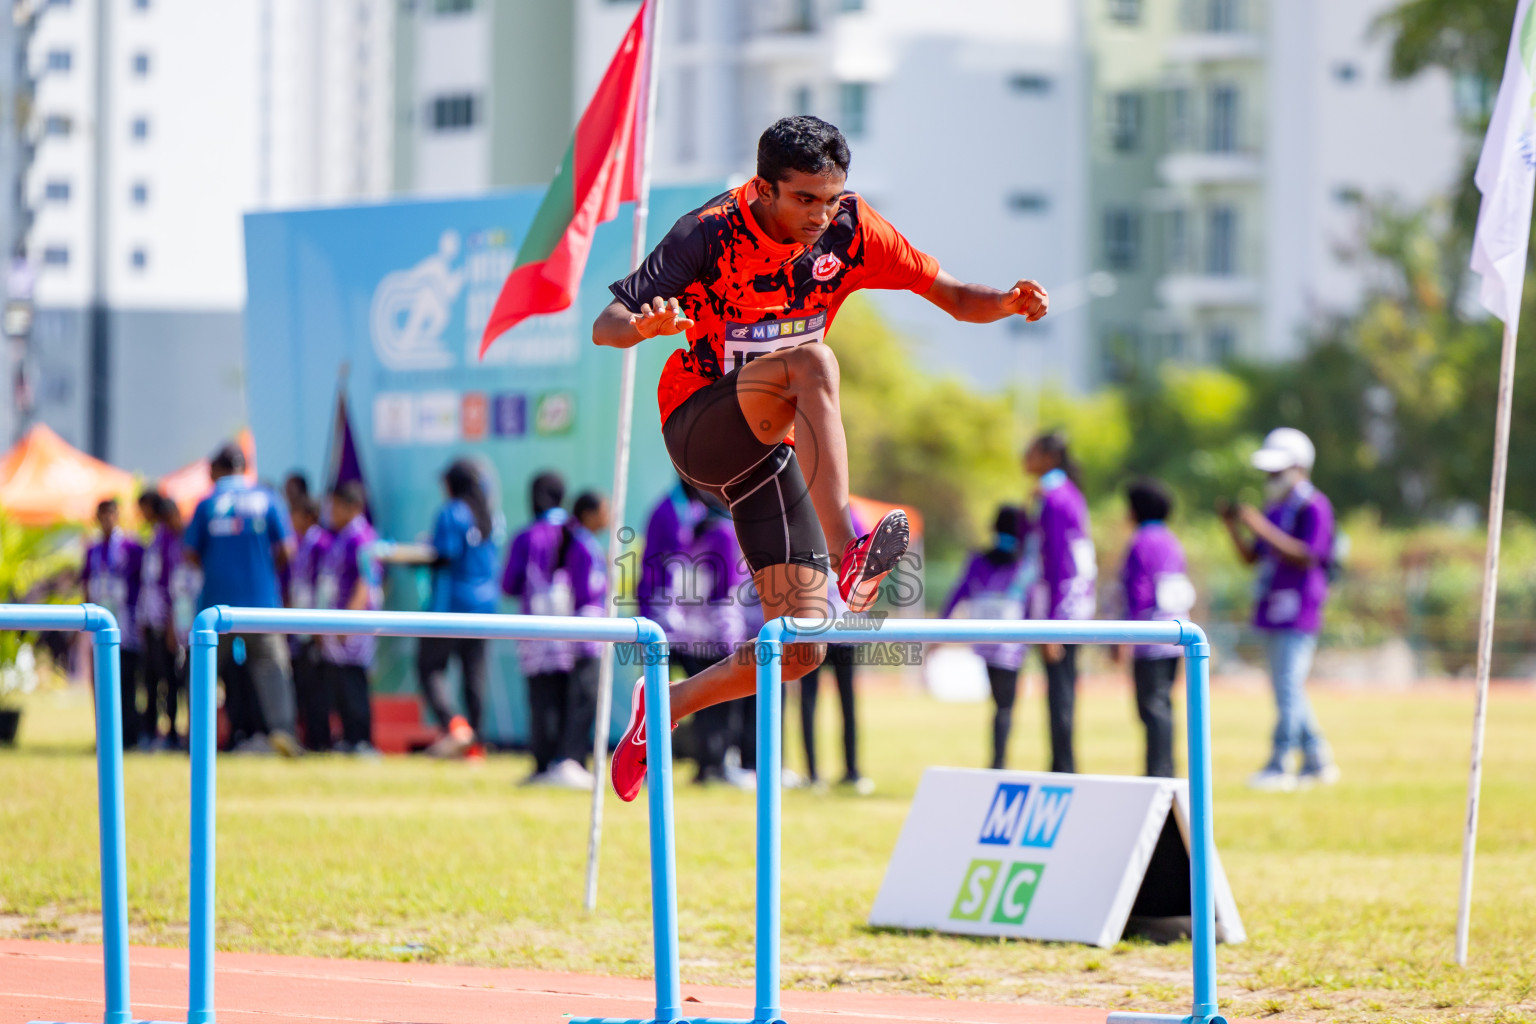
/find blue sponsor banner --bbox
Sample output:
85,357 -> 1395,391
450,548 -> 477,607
243,183 -> 723,743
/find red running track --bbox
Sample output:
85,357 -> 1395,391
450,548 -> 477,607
0,939 -> 1293,1024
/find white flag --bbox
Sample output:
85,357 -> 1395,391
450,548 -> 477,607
1473,0 -> 1536,329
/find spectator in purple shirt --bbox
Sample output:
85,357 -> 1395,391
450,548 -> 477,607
1220,427 -> 1339,791
1116,479 -> 1195,779
315,481 -> 380,754
287,495 -> 333,751
135,491 -> 184,750
636,480 -> 707,649
1023,432 -> 1096,774
681,504 -> 757,787
503,471 -> 576,782
85,498 -> 146,750
941,505 -> 1036,770
536,490 -> 611,789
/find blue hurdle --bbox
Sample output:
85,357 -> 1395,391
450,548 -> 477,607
184,606 -> 671,1024
569,615 -> 1225,1024
2,603 -> 161,1024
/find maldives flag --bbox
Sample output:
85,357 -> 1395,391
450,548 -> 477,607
479,3 -> 649,357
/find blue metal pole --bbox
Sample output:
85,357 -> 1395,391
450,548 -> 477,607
88,607 -> 131,1024
1183,627 -> 1219,1023
639,622 -> 681,1024
754,623 -> 784,1024
188,609 -> 221,1024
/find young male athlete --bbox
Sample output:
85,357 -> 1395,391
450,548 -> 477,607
594,116 -> 1048,800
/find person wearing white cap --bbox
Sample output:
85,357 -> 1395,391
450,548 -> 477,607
1217,427 -> 1340,791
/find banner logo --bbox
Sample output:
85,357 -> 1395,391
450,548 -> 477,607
370,230 -> 464,370
949,858 -> 1045,925
978,783 -> 1074,849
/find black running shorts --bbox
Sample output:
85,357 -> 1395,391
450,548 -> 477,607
661,369 -> 830,575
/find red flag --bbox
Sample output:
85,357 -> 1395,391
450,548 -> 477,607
479,3 -> 648,357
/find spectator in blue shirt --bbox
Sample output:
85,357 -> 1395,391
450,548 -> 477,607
184,444 -> 300,757
419,458 -> 503,758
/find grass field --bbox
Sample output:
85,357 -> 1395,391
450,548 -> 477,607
3,677 -> 1536,1024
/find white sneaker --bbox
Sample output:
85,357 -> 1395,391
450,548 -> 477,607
781,768 -> 805,789
519,768 -> 550,787
350,741 -> 382,760
1297,764 -> 1341,788
543,758 -> 595,790
723,765 -> 757,791
232,735 -> 273,755
1247,768 -> 1297,792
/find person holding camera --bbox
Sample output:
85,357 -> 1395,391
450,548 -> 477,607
1218,427 -> 1339,791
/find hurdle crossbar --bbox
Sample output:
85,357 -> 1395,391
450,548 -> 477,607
570,616 -> 1224,1024
186,606 -> 672,1024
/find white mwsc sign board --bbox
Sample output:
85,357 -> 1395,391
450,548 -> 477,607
869,768 -> 1245,948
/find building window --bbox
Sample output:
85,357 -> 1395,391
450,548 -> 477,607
675,0 -> 698,42
1100,328 -> 1137,383
131,52 -> 150,76
792,84 -> 813,115
839,82 -> 869,138
1207,0 -> 1242,32
1167,87 -> 1190,148
434,0 -> 473,12
430,93 -> 478,130
44,179 -> 70,202
1207,205 -> 1237,275
1109,91 -> 1142,152
676,69 -> 698,162
130,116 -> 150,140
788,0 -> 815,32
42,245 -> 68,267
130,248 -> 148,271
1333,62 -> 1359,83
1208,324 -> 1236,362
45,49 -> 72,72
1164,208 -> 1187,270
132,0 -> 150,9
47,0 -> 71,8
1009,74 -> 1052,95
1008,192 -> 1050,214
838,0 -> 865,10
130,181 -> 149,205
1104,207 -> 1140,270
1108,0 -> 1141,24
1207,84 -> 1238,152
43,114 -> 71,137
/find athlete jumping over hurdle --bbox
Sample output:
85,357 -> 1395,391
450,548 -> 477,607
593,116 -> 1049,801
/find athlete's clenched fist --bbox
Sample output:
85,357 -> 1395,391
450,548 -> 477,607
1001,280 -> 1048,322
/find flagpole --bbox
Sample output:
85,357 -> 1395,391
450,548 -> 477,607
1456,318 -> 1518,965
586,0 -> 663,913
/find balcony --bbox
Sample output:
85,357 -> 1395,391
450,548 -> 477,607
1165,32 -> 1263,64
1157,274 -> 1260,308
1158,150 -> 1262,185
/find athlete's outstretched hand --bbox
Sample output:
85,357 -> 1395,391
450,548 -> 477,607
1001,280 -> 1049,321
630,296 -> 695,339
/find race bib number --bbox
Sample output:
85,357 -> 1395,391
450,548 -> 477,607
722,313 -> 827,372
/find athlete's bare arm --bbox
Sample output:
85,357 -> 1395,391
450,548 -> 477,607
592,297 -> 694,348
921,270 -> 1048,324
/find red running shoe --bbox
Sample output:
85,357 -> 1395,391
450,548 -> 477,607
837,509 -> 910,614
611,678 -> 664,802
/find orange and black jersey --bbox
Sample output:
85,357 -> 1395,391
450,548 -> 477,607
610,180 -> 940,425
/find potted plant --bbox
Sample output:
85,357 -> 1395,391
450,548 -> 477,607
0,511 -> 86,746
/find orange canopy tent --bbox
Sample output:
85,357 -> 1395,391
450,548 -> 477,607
0,424 -> 140,527
157,428 -> 257,521
849,494 -> 924,539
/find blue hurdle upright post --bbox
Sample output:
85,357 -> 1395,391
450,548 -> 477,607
185,606 -> 671,1024
3,604 -> 174,1024
570,615 -> 1225,1024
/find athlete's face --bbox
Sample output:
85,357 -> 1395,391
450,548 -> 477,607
755,168 -> 847,246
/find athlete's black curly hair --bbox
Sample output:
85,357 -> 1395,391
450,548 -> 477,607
757,116 -> 851,185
